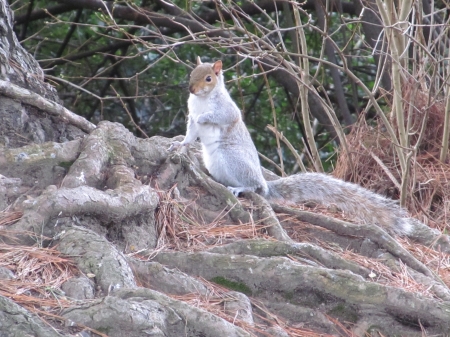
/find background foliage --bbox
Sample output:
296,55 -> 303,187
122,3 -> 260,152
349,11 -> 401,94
10,0 -> 450,219
11,0 -> 383,170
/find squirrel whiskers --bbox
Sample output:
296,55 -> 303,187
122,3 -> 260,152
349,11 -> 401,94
170,58 -> 411,236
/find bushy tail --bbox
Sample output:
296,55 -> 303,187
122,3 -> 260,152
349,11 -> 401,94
265,173 -> 411,235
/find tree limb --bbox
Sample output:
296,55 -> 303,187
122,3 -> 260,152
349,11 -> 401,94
0,80 -> 96,133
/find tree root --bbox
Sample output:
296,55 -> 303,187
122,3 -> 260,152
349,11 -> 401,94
163,150 -> 252,225
208,239 -> 370,277
272,204 -> 450,302
272,205 -> 439,280
0,138 -> 82,189
0,175 -> 26,210
4,122 -> 159,249
406,218 -> 450,254
244,193 -> 293,242
2,119 -> 450,336
0,294 -> 69,337
129,259 -> 210,296
57,226 -> 136,293
62,288 -> 251,337
55,225 -> 250,337
10,183 -> 157,242
152,250 -> 450,336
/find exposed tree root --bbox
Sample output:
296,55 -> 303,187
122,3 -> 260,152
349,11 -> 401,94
63,288 -> 251,337
57,227 -> 137,293
244,193 -> 293,242
2,121 -> 450,336
272,205 -> 439,280
405,218 -> 450,254
152,250 -> 450,336
129,259 -> 210,296
208,239 -> 370,277
9,183 -> 157,245
0,294 -> 68,337
0,138 -> 82,190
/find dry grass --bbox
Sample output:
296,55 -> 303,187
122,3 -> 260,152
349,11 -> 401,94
0,211 -> 111,336
334,84 -> 450,230
0,243 -> 78,311
154,185 -> 270,251
0,210 -> 23,226
398,237 -> 450,288
0,212 -> 75,309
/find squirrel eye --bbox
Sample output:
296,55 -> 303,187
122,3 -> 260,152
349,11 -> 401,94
205,76 -> 212,82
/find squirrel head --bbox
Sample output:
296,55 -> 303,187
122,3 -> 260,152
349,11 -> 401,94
189,58 -> 223,96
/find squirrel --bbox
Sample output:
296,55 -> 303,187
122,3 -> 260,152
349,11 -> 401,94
169,57 -> 412,236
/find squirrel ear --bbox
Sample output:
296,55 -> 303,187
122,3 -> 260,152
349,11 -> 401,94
212,60 -> 222,75
196,56 -> 202,65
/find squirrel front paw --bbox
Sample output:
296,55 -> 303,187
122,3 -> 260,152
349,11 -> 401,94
168,141 -> 183,152
196,114 -> 209,124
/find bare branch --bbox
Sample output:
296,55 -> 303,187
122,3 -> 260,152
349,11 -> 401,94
0,80 -> 95,133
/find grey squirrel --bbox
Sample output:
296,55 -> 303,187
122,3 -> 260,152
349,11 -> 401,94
170,57 -> 411,235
